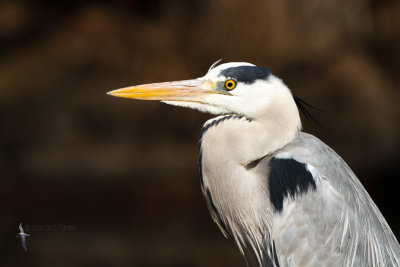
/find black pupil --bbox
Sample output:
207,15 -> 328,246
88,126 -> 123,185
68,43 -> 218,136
227,82 -> 233,88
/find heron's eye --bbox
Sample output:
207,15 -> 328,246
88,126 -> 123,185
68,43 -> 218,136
224,79 -> 237,90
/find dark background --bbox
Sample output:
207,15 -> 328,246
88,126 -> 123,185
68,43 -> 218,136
1,0 -> 399,266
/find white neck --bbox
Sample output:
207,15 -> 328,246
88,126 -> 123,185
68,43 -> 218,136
202,88 -> 301,164
199,93 -> 301,265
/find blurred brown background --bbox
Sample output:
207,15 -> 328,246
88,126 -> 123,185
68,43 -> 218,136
1,0 -> 399,266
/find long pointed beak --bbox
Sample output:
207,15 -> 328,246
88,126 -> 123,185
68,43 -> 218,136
107,79 -> 220,103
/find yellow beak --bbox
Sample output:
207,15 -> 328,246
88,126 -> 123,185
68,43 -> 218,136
107,79 -> 220,103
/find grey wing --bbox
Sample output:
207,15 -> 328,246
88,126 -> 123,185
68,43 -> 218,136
21,236 -> 27,251
19,223 -> 24,233
271,132 -> 400,267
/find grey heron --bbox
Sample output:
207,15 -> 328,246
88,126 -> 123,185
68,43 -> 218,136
108,62 -> 400,266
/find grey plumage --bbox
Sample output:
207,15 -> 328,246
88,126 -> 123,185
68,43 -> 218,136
201,123 -> 400,266
275,133 -> 400,266
108,61 -> 400,267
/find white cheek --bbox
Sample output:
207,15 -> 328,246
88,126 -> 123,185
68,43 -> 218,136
229,81 -> 274,116
232,80 -> 272,96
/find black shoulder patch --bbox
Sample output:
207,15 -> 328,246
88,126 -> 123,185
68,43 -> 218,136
219,66 -> 271,84
268,157 -> 316,213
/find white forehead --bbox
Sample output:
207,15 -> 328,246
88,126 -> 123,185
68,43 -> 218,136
202,62 -> 255,80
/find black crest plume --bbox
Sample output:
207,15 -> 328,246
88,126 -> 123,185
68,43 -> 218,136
293,95 -> 323,129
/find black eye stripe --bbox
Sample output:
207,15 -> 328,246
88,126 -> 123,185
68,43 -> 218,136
220,66 -> 271,84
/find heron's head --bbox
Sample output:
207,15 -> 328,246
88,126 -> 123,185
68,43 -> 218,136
108,62 -> 301,123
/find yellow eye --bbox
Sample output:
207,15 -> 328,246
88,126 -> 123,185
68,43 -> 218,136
224,79 -> 237,90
